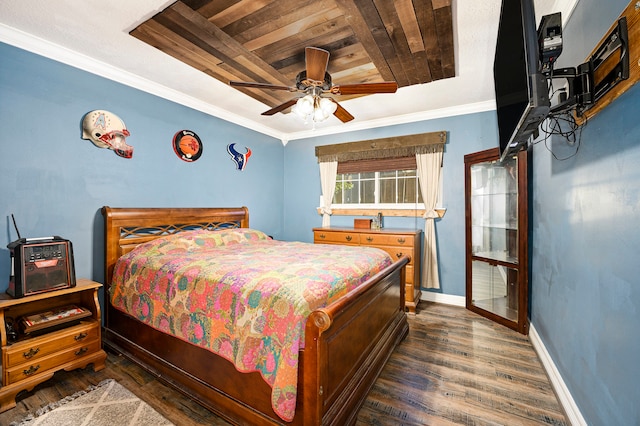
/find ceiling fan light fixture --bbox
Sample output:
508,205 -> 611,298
313,106 -> 327,122
292,94 -> 337,124
292,95 -> 314,120
319,97 -> 337,116
232,47 -> 397,124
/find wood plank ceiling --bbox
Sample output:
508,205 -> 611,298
131,0 -> 455,115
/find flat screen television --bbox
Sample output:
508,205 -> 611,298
494,0 -> 550,162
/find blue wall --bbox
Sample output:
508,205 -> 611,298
282,113 -> 497,297
531,0 -> 640,424
0,42 -> 284,289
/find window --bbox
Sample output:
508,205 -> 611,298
315,131 -> 447,216
331,155 -> 440,210
333,169 -> 424,208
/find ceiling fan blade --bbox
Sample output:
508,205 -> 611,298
305,47 -> 330,83
230,81 -> 295,91
333,101 -> 355,123
261,99 -> 298,116
331,82 -> 398,95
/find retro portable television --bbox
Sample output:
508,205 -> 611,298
6,216 -> 76,298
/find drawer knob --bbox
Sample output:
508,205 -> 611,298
75,347 -> 89,356
318,233 -> 326,239
366,237 -> 373,242
345,235 -> 352,241
397,238 -> 406,244
396,252 -> 404,259
75,332 -> 88,341
23,365 -> 40,376
23,347 -> 40,359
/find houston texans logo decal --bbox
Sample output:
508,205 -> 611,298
227,143 -> 252,170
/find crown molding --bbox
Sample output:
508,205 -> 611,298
0,23 -> 287,141
1,23 -> 496,146
284,100 -> 497,142
554,0 -> 579,27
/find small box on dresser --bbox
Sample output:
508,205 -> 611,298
313,227 -> 422,313
0,279 -> 107,412
353,218 -> 373,229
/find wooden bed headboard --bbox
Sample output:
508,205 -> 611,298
102,206 -> 249,290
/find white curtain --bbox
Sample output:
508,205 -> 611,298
416,149 -> 443,289
319,160 -> 338,227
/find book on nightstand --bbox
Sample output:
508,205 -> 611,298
20,304 -> 91,334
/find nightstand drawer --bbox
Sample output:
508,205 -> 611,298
314,230 -> 360,244
5,321 -> 99,368
5,339 -> 101,385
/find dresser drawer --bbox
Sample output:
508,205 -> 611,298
359,233 -> 414,247
380,249 -> 415,285
376,246 -> 414,265
5,339 -> 102,385
314,230 -> 360,244
5,321 -> 99,368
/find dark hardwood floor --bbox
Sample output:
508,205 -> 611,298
358,302 -> 567,426
0,302 -> 567,425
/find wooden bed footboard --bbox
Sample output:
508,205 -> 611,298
303,256 -> 409,425
101,206 -> 408,425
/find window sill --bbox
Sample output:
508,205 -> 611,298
316,208 -> 446,218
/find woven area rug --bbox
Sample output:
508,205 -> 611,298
11,379 -> 174,426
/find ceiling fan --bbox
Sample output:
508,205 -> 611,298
229,47 -> 398,123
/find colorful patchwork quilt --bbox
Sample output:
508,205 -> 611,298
109,228 -> 392,421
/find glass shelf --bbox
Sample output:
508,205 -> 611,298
473,251 -> 518,264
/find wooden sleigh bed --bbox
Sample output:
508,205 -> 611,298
102,206 -> 409,425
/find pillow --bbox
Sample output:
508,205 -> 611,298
142,227 -> 270,254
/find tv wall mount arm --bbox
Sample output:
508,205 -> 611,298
548,16 -> 629,116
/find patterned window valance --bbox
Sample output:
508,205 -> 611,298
315,131 -> 447,163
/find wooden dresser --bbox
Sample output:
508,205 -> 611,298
313,227 -> 422,313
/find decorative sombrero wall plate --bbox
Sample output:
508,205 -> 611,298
173,130 -> 202,162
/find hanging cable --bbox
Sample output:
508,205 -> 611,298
536,110 -> 585,161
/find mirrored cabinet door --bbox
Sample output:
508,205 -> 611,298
465,148 -> 529,334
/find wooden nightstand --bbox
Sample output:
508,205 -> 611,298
0,279 -> 107,412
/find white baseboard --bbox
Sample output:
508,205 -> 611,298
528,323 -> 587,426
420,291 -> 466,307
